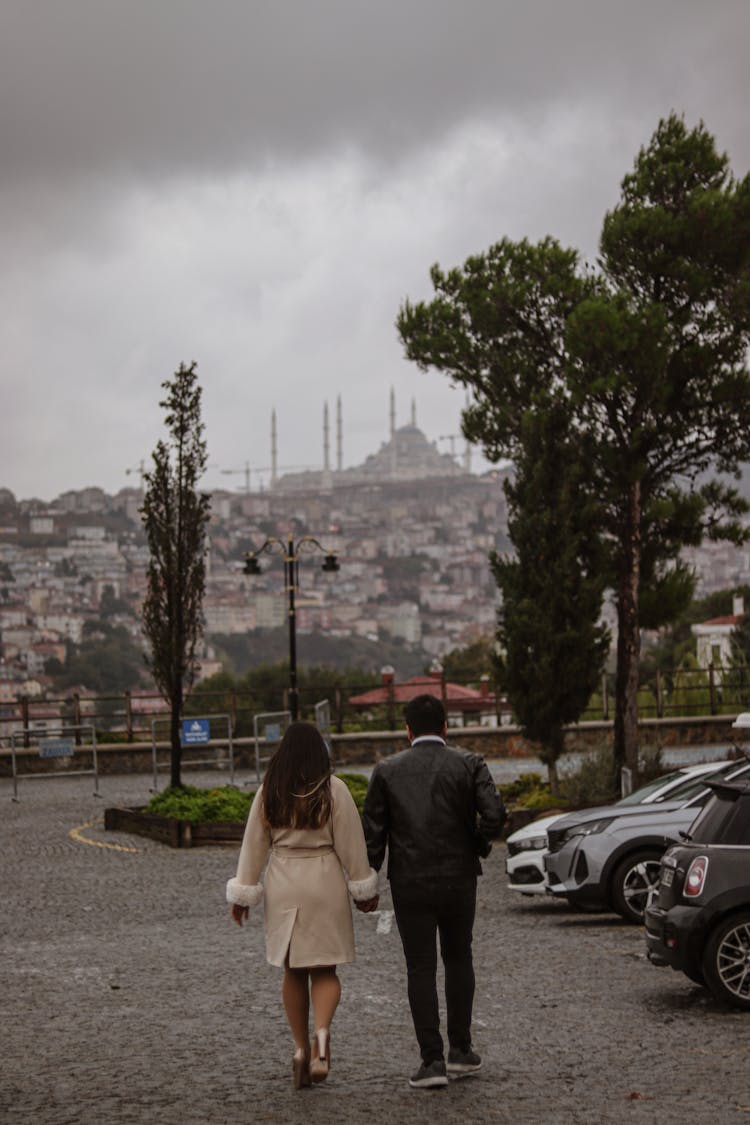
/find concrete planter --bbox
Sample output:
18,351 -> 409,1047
104,805 -> 244,848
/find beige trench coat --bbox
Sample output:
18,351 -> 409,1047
226,775 -> 378,968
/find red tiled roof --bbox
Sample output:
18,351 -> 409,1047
348,673 -> 494,709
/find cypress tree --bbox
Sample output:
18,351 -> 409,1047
141,362 -> 211,788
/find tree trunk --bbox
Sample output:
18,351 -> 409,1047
542,729 -> 565,795
170,681 -> 183,789
613,480 -> 641,788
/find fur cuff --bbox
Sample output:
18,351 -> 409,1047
226,878 -> 263,908
347,868 -> 379,902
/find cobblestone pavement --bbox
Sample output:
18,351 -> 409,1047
2,770 -> 750,1124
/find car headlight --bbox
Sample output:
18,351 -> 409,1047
560,817 -> 614,845
507,834 -> 548,856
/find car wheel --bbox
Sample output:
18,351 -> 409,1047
610,849 -> 663,924
702,911 -> 750,1010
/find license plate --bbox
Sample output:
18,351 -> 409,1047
661,868 -> 674,888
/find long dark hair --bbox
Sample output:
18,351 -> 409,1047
262,721 -> 332,830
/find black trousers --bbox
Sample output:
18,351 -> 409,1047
390,877 -> 477,1064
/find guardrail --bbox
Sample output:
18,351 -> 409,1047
149,714 -> 235,792
1,662 -> 749,749
10,724 -> 99,801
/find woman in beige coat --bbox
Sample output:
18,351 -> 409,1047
227,722 -> 379,1089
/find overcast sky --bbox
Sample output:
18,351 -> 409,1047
2,1 -> 749,502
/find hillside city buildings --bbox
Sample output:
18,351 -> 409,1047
2,400 -> 750,710
0,411 -> 509,705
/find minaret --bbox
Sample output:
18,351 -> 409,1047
271,408 -> 278,486
322,402 -> 333,492
390,386 -> 396,438
323,401 -> 330,471
411,397 -> 417,427
336,395 -> 343,472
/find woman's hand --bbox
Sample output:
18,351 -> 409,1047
355,895 -> 379,913
231,903 -> 249,926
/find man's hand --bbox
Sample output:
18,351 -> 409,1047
355,895 -> 379,913
231,903 -> 249,926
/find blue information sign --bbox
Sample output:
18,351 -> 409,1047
264,723 -> 281,742
39,738 -> 74,759
181,718 -> 211,745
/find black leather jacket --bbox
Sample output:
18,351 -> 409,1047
361,738 -> 506,882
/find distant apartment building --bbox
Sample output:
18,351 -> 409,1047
376,602 -> 422,645
253,591 -> 286,630
30,515 -> 54,536
203,596 -> 257,635
692,595 -> 746,670
36,613 -> 84,644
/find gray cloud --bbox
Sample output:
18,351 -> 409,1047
2,1 -> 749,500
3,1 -> 748,184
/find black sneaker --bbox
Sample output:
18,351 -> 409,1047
409,1060 -> 448,1089
447,1047 -> 482,1077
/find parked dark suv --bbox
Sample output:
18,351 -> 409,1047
645,777 -> 750,1009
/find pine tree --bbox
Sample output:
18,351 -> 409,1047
141,362 -> 211,788
398,115 -> 750,784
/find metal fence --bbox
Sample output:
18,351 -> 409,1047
2,662 -> 749,748
10,724 -> 99,800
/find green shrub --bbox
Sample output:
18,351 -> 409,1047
559,745 -> 617,808
145,785 -> 255,823
336,772 -> 370,812
143,772 -> 371,823
521,788 -> 569,812
497,772 -> 558,808
557,743 -> 666,809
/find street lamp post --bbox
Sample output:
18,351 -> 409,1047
244,533 -> 340,721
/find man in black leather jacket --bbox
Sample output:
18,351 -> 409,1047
361,694 -> 505,1089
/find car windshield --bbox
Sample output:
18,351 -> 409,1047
684,760 -> 750,808
651,773 -> 718,804
617,760 -> 750,809
616,770 -> 686,805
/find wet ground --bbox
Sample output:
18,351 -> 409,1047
2,768 -> 750,1124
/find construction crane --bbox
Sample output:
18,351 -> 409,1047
220,463 -> 321,493
221,463 -> 251,493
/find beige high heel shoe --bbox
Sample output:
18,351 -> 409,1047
310,1028 -> 330,1083
292,1045 -> 311,1090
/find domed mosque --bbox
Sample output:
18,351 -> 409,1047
272,388 -> 469,492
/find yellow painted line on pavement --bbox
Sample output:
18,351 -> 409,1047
69,817 -> 139,854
